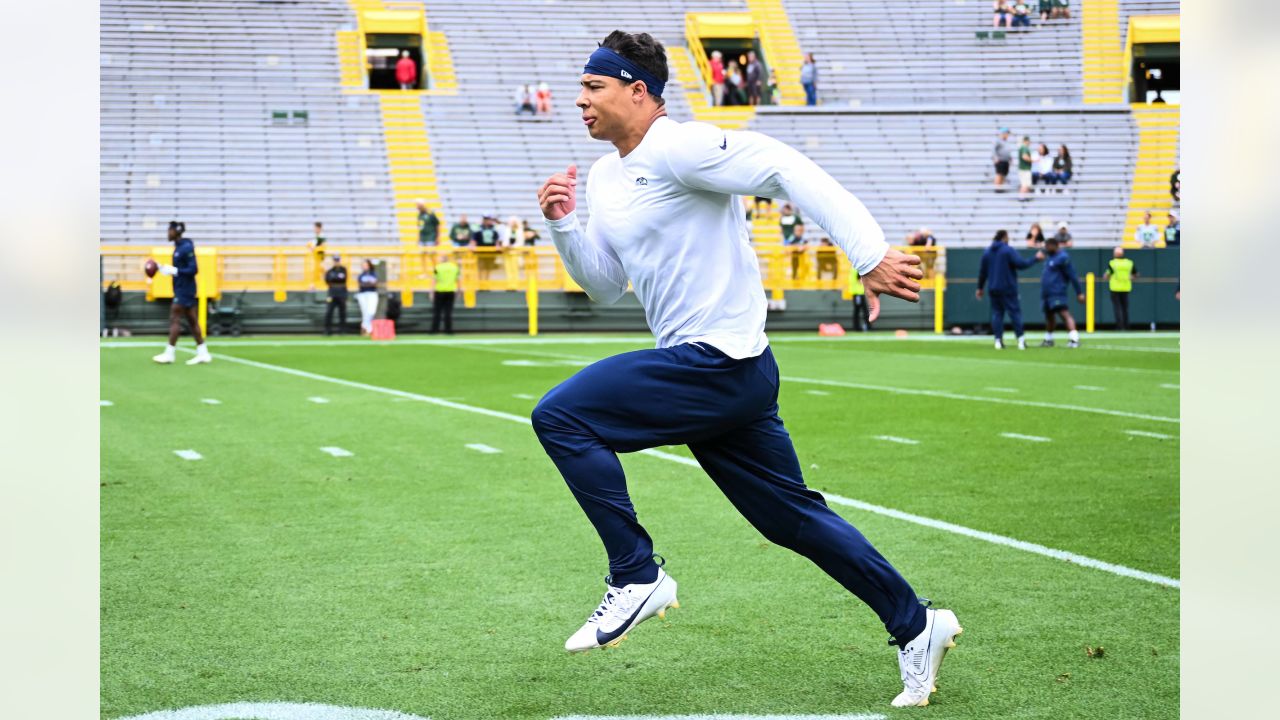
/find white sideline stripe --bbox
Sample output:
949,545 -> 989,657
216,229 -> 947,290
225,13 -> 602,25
320,446 -> 354,457
100,400 -> 113,406
985,386 -> 1018,393
203,351 -> 1179,588
114,701 -> 430,720
201,398 -> 222,405
556,716 -> 887,720
1000,432 -> 1052,443
308,396 -> 330,404
804,389 -> 831,396
513,393 -> 537,400
1083,344 -> 1179,353
784,376 -> 1179,424
820,492 -> 1180,588
873,435 -> 920,445
173,449 -> 203,461
1126,429 -> 1175,440
465,443 -> 503,454
1160,383 -> 1179,390
1074,385 -> 1106,392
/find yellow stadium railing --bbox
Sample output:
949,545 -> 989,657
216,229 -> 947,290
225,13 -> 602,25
100,244 -> 944,333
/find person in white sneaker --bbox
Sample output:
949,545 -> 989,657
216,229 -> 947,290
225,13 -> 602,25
976,229 -> 1041,350
1039,236 -> 1085,348
152,221 -> 211,365
533,31 -> 959,704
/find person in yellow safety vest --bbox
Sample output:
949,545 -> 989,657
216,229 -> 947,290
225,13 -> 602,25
849,266 -> 870,332
1103,246 -> 1138,331
431,252 -> 461,334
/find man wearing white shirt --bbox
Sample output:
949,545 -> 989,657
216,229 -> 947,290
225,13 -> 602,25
533,31 -> 960,708
1134,210 -> 1161,247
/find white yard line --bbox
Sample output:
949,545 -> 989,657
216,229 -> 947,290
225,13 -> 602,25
1126,430 -> 1176,440
1160,383 -> 1179,390
100,400 -> 113,407
513,393 -> 538,400
198,350 -> 1179,589
115,702 -> 430,720
319,446 -> 353,457
1000,433 -> 1052,443
1073,385 -> 1106,392
556,715 -> 887,720
173,449 -> 203,461
307,396 -> 330,404
465,443 -> 503,454
804,389 -> 831,396
1082,344 -> 1179,353
985,386 -> 1019,393
873,435 -> 921,445
784,376 -> 1179,424
201,398 -> 222,405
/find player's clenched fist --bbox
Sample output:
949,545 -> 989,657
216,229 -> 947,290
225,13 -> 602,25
538,164 -> 577,221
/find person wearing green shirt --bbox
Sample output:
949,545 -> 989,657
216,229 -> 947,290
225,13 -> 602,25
848,266 -> 869,332
431,252 -> 460,334
417,201 -> 440,246
1017,136 -> 1033,199
449,215 -> 474,247
1103,246 -> 1138,331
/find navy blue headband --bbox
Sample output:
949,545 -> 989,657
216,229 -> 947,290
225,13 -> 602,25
583,46 -> 665,98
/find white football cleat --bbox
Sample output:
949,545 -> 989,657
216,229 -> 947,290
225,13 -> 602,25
186,346 -> 212,365
565,567 -> 678,652
152,349 -> 175,364
1017,336 -> 1027,350
891,607 -> 963,708
993,339 -> 1003,350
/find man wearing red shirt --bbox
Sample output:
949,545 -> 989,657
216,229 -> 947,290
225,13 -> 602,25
396,51 -> 417,90
709,50 -> 725,106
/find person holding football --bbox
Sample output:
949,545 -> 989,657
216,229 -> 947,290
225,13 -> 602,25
150,221 -> 211,365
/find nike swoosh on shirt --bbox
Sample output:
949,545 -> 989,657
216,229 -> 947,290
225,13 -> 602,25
594,577 -> 666,646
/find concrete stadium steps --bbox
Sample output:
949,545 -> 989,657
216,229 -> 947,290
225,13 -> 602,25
378,93 -> 441,243
746,0 -> 806,106
781,0 -> 1084,107
1122,105 -> 1178,247
1082,0 -> 1127,104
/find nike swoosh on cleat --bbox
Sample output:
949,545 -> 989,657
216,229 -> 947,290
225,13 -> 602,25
719,137 -> 728,150
595,578 -> 666,646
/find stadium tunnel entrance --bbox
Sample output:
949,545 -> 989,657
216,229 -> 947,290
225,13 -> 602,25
1125,14 -> 1179,104
366,34 -> 425,90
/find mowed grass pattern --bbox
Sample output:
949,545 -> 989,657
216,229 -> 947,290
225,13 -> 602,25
101,333 -> 1179,720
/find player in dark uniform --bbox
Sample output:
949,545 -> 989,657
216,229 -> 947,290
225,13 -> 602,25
152,221 -> 211,365
1038,237 -> 1084,348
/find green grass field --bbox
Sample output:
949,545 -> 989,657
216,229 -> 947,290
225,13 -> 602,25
100,332 -> 1179,720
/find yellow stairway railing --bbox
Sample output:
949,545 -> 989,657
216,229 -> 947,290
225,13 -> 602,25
745,0 -> 805,106
669,46 -> 756,130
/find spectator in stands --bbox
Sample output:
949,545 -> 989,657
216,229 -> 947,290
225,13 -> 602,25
536,81 -> 552,115
745,51 -> 763,106
993,128 -> 1013,189
1017,136 -> 1034,199
356,259 -> 379,336
473,216 -> 502,282
324,254 -> 349,335
726,61 -> 745,106
1104,247 -> 1137,330
1164,211 -> 1180,246
1011,2 -> 1032,27
396,51 -> 417,91
800,53 -> 818,106
787,222 -> 809,279
1134,211 -> 1161,247
1045,144 -> 1072,187
417,201 -> 439,246
504,216 -> 524,247
522,223 -> 541,246
754,195 -> 774,218
1032,143 -> 1054,187
1052,221 -> 1074,247
1170,169 -> 1180,201
1025,222 -> 1046,248
993,1 -> 1013,28
515,83 -> 535,115
1052,0 -> 1071,20
767,70 -> 780,105
912,227 -> 938,247
709,51 -> 726,107
817,237 -> 838,279
779,203 -> 802,243
450,214 -> 474,247
309,221 -> 327,287
1039,0 -> 1054,21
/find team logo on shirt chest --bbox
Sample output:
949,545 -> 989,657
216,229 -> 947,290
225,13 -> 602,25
635,177 -> 648,186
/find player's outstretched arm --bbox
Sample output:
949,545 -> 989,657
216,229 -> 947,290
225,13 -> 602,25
538,164 -> 628,305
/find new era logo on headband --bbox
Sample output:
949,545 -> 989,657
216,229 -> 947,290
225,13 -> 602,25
620,69 -> 632,80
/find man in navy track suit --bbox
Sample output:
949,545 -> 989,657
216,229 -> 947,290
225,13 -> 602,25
976,229 -> 1041,350
1039,236 -> 1085,347
151,221 -> 211,365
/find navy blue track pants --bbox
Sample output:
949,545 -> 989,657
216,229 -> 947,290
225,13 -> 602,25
531,342 -> 927,645
990,290 -> 1024,339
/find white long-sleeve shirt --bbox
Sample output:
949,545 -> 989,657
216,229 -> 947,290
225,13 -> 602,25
546,116 -> 889,359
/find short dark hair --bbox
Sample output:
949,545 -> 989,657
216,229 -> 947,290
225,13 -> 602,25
994,229 -> 1008,243
1045,237 -> 1060,248
599,30 -> 669,107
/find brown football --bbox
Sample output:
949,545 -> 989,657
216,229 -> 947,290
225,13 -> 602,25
144,258 -> 158,278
